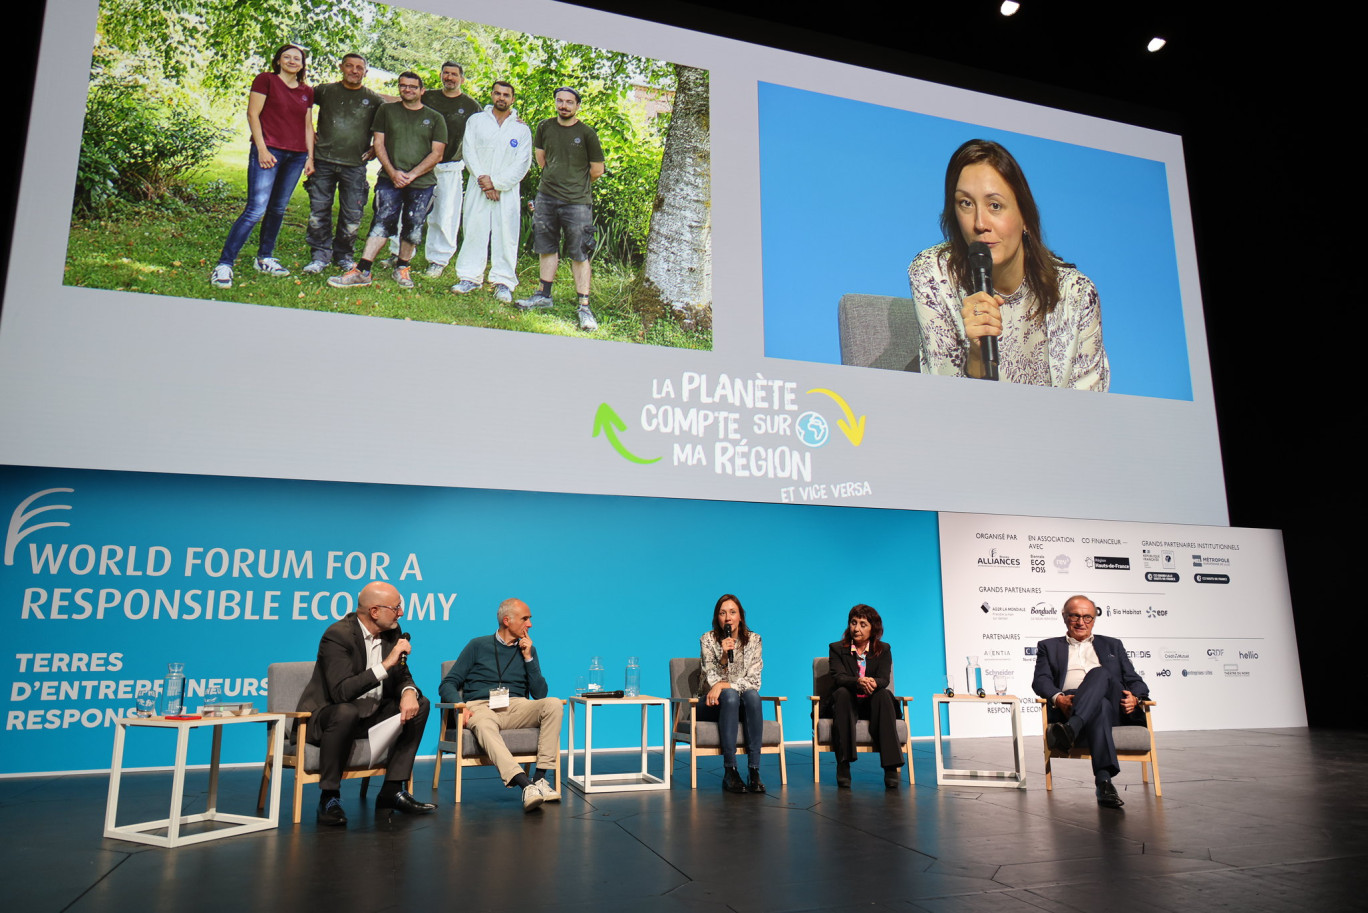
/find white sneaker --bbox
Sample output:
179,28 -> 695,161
425,262 -> 446,279
255,256 -> 290,277
494,284 -> 513,304
532,778 -> 560,803
210,264 -> 233,288
302,259 -> 327,275
577,303 -> 598,332
521,784 -> 545,812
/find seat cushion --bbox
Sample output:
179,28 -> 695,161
1112,726 -> 1152,752
295,739 -> 388,774
814,718 -> 908,745
676,719 -> 783,749
456,728 -> 542,758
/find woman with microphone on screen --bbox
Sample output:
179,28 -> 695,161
209,44 -> 315,290
697,594 -> 766,794
823,604 -> 904,788
907,139 -> 1109,390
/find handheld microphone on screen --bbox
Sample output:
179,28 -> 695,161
398,632 -> 411,666
725,623 -> 734,663
967,241 -> 999,381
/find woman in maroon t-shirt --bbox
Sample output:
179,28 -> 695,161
210,44 -> 315,289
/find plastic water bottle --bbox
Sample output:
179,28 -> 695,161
624,657 -> 641,697
163,662 -> 186,716
587,656 -> 604,693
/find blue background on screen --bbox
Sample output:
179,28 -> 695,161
758,82 -> 1192,401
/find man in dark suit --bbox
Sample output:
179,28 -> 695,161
1031,594 -> 1148,809
298,581 -> 435,825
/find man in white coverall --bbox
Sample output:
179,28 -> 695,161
451,81 -> 533,303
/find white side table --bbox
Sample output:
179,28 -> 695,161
566,695 -> 671,794
104,712 -> 286,847
931,694 -> 1027,788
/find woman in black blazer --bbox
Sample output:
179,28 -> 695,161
825,604 -> 903,788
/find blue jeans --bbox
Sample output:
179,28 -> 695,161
217,147 -> 309,266
698,688 -> 763,769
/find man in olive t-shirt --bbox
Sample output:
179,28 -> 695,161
303,54 -> 388,275
328,72 -> 446,289
515,87 -> 605,331
419,62 -> 480,278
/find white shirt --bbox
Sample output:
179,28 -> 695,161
1062,633 -> 1099,692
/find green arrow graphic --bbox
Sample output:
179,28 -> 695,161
592,403 -> 661,465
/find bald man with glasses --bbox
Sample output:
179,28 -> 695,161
1031,594 -> 1149,808
297,581 -> 435,825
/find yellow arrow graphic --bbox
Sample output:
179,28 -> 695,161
806,388 -> 866,446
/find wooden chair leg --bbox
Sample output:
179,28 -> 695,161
432,748 -> 443,789
778,742 -> 788,785
291,765 -> 304,824
1149,752 -> 1163,797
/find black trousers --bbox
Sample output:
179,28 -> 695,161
831,687 -> 902,768
312,694 -> 430,791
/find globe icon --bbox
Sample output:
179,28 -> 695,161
796,411 -> 829,447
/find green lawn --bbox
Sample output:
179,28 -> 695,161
64,156 -> 711,350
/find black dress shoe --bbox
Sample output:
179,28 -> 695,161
1096,780 -> 1124,808
1047,721 -> 1076,752
836,760 -> 851,788
884,767 -> 901,789
747,769 -> 766,794
376,789 -> 437,815
722,767 -> 748,793
317,797 -> 347,826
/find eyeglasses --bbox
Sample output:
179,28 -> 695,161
373,603 -> 402,614
398,82 -> 422,91
1064,613 -> 1096,623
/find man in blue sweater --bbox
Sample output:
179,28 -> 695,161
439,598 -> 563,811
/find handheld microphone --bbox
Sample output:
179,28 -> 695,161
398,632 -> 411,666
725,623 -> 734,663
967,241 -> 999,381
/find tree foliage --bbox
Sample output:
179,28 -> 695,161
96,0 -> 372,92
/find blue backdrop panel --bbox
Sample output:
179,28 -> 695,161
758,82 -> 1191,401
2,465 -> 944,775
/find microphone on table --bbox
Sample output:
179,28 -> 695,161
967,241 -> 999,381
725,623 -> 734,664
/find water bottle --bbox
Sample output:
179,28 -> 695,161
587,656 -> 604,693
965,656 -> 982,696
162,662 -> 186,716
624,656 -> 641,697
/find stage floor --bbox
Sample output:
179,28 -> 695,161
7,727 -> 1365,912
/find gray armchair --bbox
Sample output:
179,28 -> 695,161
809,657 -> 915,785
837,293 -> 921,371
667,657 -> 787,789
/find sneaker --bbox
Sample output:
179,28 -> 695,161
255,256 -> 290,277
515,292 -> 554,311
302,259 -> 328,275
532,777 -> 560,803
393,265 -> 414,288
210,264 -> 233,288
336,257 -> 356,273
451,279 -> 480,295
521,784 -> 545,812
424,262 -> 446,279
327,268 -> 372,288
494,284 -> 513,303
577,304 -> 599,332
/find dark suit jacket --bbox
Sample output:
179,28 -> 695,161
821,640 -> 895,716
1031,634 -> 1148,707
297,612 -> 419,743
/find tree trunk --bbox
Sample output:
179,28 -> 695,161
635,64 -> 711,331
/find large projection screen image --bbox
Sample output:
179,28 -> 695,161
759,83 -> 1191,402
1,0 -> 1225,526
63,2 -> 712,351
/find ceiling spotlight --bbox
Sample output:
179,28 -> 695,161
1147,37 -> 1167,52
1000,1 -> 1021,14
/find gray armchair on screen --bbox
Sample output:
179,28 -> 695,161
837,293 -> 921,370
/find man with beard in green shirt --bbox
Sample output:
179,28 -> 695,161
515,87 -> 605,331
